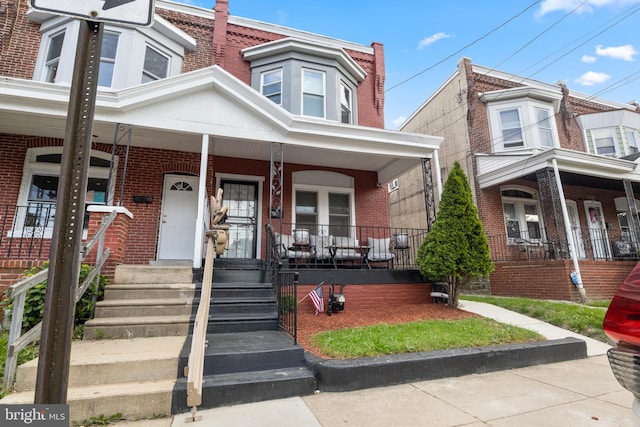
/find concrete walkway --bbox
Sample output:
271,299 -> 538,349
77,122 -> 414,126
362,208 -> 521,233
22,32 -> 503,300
113,302 -> 632,427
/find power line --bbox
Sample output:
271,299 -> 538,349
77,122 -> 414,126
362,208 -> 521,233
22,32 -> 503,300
384,0 -> 542,93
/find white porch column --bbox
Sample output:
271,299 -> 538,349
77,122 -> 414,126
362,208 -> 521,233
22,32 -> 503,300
552,158 -> 587,301
193,134 -> 210,269
433,149 -> 443,199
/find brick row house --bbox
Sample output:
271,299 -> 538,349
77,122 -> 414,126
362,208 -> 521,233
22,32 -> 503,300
0,0 -> 443,305
397,57 -> 640,302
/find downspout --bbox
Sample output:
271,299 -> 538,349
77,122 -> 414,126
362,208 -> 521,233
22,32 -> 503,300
433,149 -> 443,200
193,134 -> 210,269
551,158 -> 588,302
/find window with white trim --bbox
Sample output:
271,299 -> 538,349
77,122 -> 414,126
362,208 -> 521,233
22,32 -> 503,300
15,148 -> 116,238
501,188 -> 543,241
44,31 -> 65,83
592,128 -> 616,156
626,128 -> 639,154
340,82 -> 353,124
261,69 -> 282,105
499,109 -> 524,149
98,31 -> 120,87
487,100 -> 558,152
302,69 -> 325,118
141,45 -> 169,83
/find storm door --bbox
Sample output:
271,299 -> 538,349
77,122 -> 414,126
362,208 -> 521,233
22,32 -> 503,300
220,180 -> 258,258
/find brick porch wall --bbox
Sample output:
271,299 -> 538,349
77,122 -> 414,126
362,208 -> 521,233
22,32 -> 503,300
297,283 -> 433,312
490,260 -> 631,302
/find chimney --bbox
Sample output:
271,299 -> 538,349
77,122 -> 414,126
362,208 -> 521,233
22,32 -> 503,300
213,0 -> 229,67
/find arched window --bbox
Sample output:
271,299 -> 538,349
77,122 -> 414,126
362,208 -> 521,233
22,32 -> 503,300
501,186 -> 543,242
15,147 -> 117,237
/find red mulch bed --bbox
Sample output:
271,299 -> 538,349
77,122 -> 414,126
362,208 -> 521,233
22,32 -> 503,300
296,302 -> 481,358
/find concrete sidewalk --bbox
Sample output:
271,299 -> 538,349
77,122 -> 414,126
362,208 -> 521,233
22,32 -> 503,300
114,302 -> 632,427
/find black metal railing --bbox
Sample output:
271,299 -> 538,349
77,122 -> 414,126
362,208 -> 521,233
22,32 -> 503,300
267,222 -> 427,270
266,224 -> 297,343
0,204 -> 56,259
488,227 -> 640,262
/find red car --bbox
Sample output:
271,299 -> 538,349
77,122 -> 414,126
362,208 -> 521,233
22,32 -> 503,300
603,263 -> 640,425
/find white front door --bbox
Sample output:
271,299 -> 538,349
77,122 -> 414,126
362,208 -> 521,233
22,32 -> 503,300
157,175 -> 199,260
584,201 -> 610,260
566,201 -> 586,259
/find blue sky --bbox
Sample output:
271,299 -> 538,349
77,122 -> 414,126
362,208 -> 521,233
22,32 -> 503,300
172,0 -> 640,129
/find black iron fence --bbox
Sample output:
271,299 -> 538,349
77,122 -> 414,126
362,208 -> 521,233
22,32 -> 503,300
488,227 -> 640,262
0,204 -> 56,259
266,222 -> 427,270
266,224 -> 297,343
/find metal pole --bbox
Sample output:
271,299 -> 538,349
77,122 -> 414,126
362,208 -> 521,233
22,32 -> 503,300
34,20 -> 103,404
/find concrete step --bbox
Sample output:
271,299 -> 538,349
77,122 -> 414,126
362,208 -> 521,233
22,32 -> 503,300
115,264 -> 193,285
83,315 -> 192,339
104,283 -> 196,300
12,336 -> 185,391
1,379 -> 176,424
172,367 -> 316,413
94,298 -> 194,317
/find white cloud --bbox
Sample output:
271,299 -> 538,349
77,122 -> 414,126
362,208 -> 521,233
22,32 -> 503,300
417,32 -> 452,49
575,71 -> 611,86
582,55 -> 597,63
390,116 -> 406,129
595,44 -> 638,61
538,0 -> 640,15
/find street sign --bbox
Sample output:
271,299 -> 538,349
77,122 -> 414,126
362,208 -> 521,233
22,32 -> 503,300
31,0 -> 155,27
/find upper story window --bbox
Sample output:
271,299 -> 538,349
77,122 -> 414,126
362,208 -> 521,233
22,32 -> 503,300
481,87 -> 561,153
141,45 -> 169,83
44,31 -> 65,83
243,38 -> 366,124
261,69 -> 282,105
626,128 -> 639,154
592,128 -> 616,156
499,109 -> 524,148
33,16 -> 193,89
98,32 -> 119,87
302,69 -> 325,118
340,82 -> 353,124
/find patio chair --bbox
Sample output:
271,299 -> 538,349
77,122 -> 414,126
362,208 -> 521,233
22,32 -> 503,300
332,236 -> 359,266
367,237 -> 395,268
310,234 -> 332,266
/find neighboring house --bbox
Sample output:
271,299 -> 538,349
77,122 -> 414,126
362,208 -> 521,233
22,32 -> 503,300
397,57 -> 640,302
0,0 -> 442,292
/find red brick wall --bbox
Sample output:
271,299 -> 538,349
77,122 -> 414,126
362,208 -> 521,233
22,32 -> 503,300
297,283 -> 433,312
490,260 -> 630,302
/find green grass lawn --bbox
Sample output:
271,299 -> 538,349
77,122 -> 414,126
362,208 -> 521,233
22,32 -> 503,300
461,295 -> 609,343
310,318 -> 544,359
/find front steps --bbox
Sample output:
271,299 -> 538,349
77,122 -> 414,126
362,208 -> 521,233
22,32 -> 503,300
83,265 -> 196,339
172,259 -> 316,412
0,336 -> 185,423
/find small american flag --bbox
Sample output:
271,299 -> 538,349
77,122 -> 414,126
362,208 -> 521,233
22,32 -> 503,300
309,284 -> 324,315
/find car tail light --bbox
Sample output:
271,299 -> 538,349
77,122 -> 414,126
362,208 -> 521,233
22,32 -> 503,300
603,263 -> 640,347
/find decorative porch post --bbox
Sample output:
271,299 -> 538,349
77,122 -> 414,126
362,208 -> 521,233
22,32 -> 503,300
536,167 -> 569,256
269,143 -> 284,223
623,179 -> 640,247
421,158 -> 437,231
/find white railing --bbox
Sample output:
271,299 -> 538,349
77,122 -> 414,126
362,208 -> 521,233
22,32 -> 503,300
184,231 -> 215,422
1,210 -> 116,393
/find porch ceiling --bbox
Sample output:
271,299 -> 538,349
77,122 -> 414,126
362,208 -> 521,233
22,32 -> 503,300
0,67 -> 442,184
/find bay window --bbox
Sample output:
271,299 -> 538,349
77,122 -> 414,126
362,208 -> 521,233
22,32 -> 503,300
261,69 -> 282,105
302,69 -> 325,118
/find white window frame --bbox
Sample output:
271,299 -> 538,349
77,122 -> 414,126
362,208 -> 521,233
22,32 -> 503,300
292,183 -> 355,238
487,100 -> 559,152
12,147 -> 117,239
141,43 -> 170,83
591,128 -> 617,157
500,186 -> 544,243
340,81 -> 353,124
302,68 -> 326,118
98,31 -> 120,88
260,68 -> 282,106
625,128 -> 639,154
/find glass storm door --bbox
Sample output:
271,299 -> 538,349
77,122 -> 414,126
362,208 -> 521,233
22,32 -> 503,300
221,180 -> 258,258
584,201 -> 610,259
